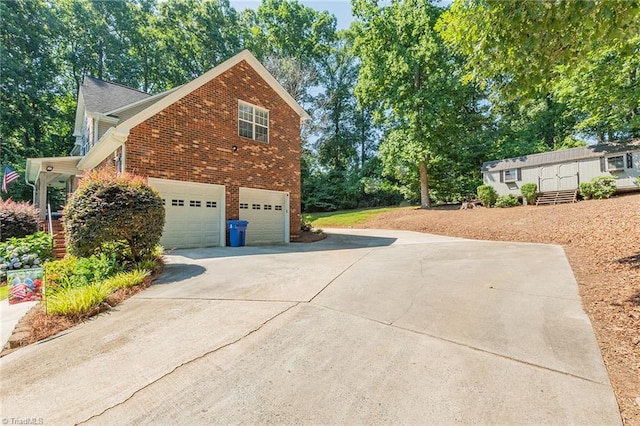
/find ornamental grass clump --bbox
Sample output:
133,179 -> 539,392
45,269 -> 152,316
63,169 -> 164,262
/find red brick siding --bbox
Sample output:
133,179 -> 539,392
125,60 -> 302,238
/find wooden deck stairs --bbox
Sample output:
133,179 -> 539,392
44,218 -> 66,259
535,190 -> 578,206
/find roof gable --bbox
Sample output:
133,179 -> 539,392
81,76 -> 152,114
116,50 -> 309,135
77,50 -> 309,171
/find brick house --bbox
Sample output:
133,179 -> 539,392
26,50 -> 309,248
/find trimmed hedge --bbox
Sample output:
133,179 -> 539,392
63,169 -> 164,262
0,199 -> 39,242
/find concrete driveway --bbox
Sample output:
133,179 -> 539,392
0,229 -> 620,425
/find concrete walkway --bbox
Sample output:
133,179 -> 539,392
0,229 -> 620,425
1,299 -> 38,349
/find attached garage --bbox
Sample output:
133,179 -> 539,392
239,187 -> 289,245
149,178 -> 225,249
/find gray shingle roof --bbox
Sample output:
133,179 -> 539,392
482,139 -> 640,172
81,76 -> 151,114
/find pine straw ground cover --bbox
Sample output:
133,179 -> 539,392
0,266 -> 162,358
363,193 -> 640,425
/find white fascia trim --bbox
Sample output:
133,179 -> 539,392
93,112 -> 120,124
117,50 -> 309,135
76,127 -> 129,170
73,92 -> 85,136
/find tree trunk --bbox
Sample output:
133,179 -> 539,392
419,160 -> 430,209
544,94 -> 555,149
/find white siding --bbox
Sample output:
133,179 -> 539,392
97,120 -> 116,140
483,151 -> 640,196
116,102 -> 155,123
483,167 -> 539,196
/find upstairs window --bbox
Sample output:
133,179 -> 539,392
238,101 -> 269,143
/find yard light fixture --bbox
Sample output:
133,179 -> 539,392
45,165 -> 53,172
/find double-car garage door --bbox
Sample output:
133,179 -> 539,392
149,178 -> 288,248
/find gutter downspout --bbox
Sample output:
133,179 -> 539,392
25,171 -> 37,205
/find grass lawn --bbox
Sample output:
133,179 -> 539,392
307,206 -> 407,228
0,285 -> 8,301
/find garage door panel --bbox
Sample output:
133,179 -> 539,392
149,178 -> 224,249
239,188 -> 288,245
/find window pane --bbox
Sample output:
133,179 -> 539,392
239,120 -> 253,138
255,109 -> 268,126
607,156 -> 624,169
239,104 -> 253,121
255,125 -> 268,142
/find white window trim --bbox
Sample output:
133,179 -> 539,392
238,101 -> 269,143
606,154 -> 625,171
503,168 -> 518,182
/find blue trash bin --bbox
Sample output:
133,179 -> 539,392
227,220 -> 249,247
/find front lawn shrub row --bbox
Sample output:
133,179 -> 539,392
580,176 -> 616,200
0,199 -> 39,241
0,232 -> 52,282
45,269 -> 151,316
495,194 -> 520,208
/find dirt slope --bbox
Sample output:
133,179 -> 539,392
362,194 -> 640,425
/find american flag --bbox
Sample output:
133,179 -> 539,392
2,165 -> 19,193
10,283 -> 26,302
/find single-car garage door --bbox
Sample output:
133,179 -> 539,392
239,187 -> 289,245
149,178 -> 225,248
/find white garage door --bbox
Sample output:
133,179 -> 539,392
149,178 -> 225,249
239,187 -> 289,245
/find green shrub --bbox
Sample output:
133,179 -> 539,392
44,253 -> 120,293
520,183 -> 538,205
301,215 -> 313,232
0,232 -> 52,282
579,182 -> 593,199
580,176 -> 616,200
0,199 -> 39,242
63,169 -> 164,262
495,194 -> 521,208
476,185 -> 498,207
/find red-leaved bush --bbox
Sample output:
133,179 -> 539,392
0,199 -> 40,242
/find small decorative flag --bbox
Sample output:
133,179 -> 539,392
2,165 -> 19,193
7,269 -> 44,305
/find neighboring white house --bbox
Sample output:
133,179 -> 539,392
482,139 -> 640,196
